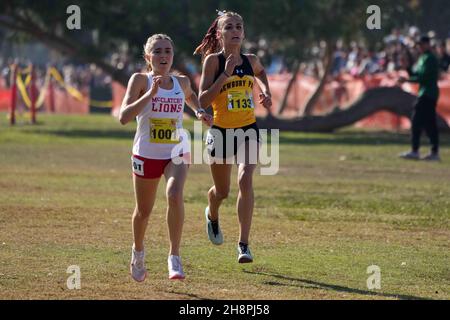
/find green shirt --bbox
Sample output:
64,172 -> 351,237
408,51 -> 440,100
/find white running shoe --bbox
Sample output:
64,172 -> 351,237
237,242 -> 253,264
130,246 -> 147,282
399,151 -> 420,160
205,207 -> 223,245
168,255 -> 185,280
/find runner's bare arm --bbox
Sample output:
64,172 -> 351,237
247,54 -> 271,98
178,75 -> 199,110
179,75 -> 213,126
247,54 -> 272,110
198,54 -> 230,109
119,73 -> 152,125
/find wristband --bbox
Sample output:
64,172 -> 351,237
196,108 -> 206,117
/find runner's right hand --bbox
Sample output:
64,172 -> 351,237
224,54 -> 238,76
148,75 -> 162,97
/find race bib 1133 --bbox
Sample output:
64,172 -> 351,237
227,90 -> 254,112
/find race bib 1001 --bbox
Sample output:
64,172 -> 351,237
149,118 -> 180,144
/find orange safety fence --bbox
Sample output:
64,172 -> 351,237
0,89 -> 10,110
1,66 -> 112,116
51,87 -> 89,114
2,72 -> 450,131
0,86 -> 89,114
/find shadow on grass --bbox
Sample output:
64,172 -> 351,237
279,131 -> 450,147
26,128 -> 196,141
278,131 -> 407,146
27,129 -> 135,140
244,271 -> 429,300
168,290 -> 211,300
26,127 -> 450,148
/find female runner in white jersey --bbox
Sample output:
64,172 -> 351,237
119,34 -> 212,281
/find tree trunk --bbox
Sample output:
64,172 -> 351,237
257,87 -> 450,133
277,60 -> 300,115
301,42 -> 334,116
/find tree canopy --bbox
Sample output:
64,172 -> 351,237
1,0 -> 434,83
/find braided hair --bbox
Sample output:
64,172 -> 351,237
194,11 -> 243,62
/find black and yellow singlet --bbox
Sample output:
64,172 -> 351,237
212,53 -> 256,129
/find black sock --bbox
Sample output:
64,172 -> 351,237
210,217 -> 218,224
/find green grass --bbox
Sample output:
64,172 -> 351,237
0,113 -> 449,300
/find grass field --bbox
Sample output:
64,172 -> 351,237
0,113 -> 449,300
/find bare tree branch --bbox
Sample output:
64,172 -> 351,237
258,87 -> 450,133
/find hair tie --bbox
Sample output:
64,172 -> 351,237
216,9 -> 225,16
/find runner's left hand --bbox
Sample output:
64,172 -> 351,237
197,110 -> 213,127
259,92 -> 272,110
